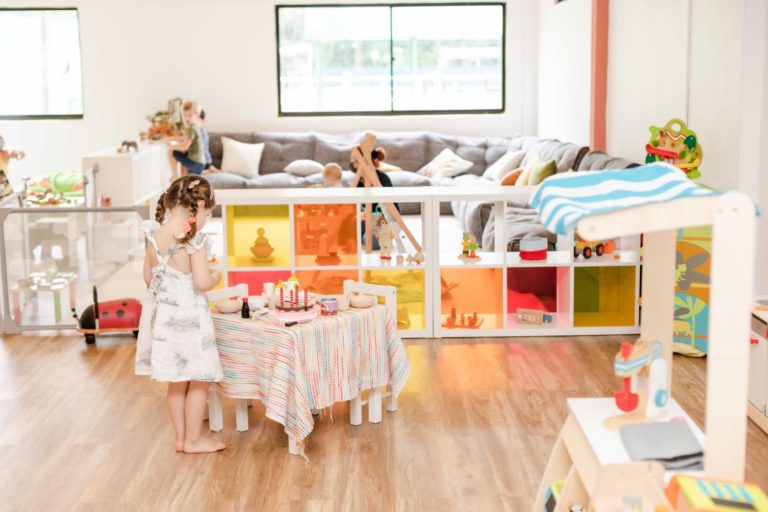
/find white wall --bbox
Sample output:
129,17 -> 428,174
605,0 -> 745,192
536,0 -> 591,147
0,0 -> 535,186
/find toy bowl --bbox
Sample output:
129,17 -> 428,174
248,295 -> 265,310
349,293 -> 376,308
215,299 -> 242,314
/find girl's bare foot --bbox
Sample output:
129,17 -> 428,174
184,436 -> 225,454
175,438 -> 185,452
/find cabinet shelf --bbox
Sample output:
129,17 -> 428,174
438,252 -> 505,268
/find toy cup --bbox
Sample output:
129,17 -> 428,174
263,282 -> 275,296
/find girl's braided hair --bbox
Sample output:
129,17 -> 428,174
155,175 -> 216,245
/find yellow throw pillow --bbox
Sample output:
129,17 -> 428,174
516,166 -> 532,186
528,157 -> 557,185
500,167 -> 524,186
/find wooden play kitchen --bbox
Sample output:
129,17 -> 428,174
530,171 -> 758,509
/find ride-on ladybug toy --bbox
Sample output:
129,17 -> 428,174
72,286 -> 142,344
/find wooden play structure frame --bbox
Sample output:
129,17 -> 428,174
350,133 -> 422,255
533,191 -> 756,508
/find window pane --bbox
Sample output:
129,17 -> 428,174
392,5 -> 503,111
0,9 -> 83,117
278,6 -> 391,113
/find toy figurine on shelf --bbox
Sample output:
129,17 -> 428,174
0,134 -> 25,198
458,232 -> 481,262
573,231 -> 617,260
376,222 -> 397,261
406,251 -> 424,265
442,308 -> 484,329
250,227 -> 275,263
604,338 -> 669,430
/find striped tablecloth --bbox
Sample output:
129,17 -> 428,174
213,304 -> 410,447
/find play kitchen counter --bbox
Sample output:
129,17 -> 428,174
213,187 -> 643,339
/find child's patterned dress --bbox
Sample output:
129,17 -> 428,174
135,220 -> 223,382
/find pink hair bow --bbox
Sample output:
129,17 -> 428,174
183,215 -> 197,233
188,180 -> 200,189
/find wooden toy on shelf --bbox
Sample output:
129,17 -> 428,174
406,252 -> 424,265
375,221 -> 397,260
0,134 -> 25,198
458,231 -> 481,262
116,140 -> 139,154
573,231 -> 616,259
250,227 -> 275,263
442,308 -> 484,329
604,338 -> 669,430
520,236 -> 547,261
396,254 -> 404,265
72,286 -> 142,345
350,133 -> 422,256
516,308 -> 553,325
666,474 -> 768,511
645,118 -> 703,179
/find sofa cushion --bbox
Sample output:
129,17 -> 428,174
313,133 -> 361,166
521,139 -> 589,173
208,132 -> 258,168
576,150 -> 638,171
375,134 -> 428,172
386,170 -> 432,187
245,172 -> 307,188
482,205 -> 557,251
220,137 -> 264,178
206,171 -> 250,189
252,132 -> 316,174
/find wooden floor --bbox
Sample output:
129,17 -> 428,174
1,334 -> 767,512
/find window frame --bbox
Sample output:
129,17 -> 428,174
0,6 -> 84,120
275,2 -> 506,117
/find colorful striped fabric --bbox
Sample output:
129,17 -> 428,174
213,305 -> 409,450
529,163 -> 717,235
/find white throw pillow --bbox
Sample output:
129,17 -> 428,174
220,137 -> 264,178
417,148 -> 474,178
284,159 -> 324,177
482,149 -> 526,182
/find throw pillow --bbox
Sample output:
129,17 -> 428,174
284,159 -> 324,177
220,137 -> 264,178
516,166 -> 532,186
377,161 -> 402,172
482,150 -> 526,182
417,148 -> 473,178
527,157 -> 557,185
500,167 -> 524,186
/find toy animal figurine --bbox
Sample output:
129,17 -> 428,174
376,222 -> 397,260
250,227 -> 275,263
0,134 -> 25,198
604,338 -> 669,430
396,254 -> 404,265
116,140 -> 139,153
406,252 -> 424,264
458,232 -> 481,262
72,286 -> 142,345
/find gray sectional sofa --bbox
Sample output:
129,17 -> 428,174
205,131 -> 636,250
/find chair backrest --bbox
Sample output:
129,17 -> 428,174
343,280 -> 397,321
207,283 -> 248,303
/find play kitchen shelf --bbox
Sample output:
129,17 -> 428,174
214,187 -> 642,339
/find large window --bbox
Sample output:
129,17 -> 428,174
0,8 -> 84,119
276,3 -> 505,115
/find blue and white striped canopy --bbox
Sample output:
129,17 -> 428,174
529,163 -> 717,235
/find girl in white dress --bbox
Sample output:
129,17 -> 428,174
135,175 -> 225,453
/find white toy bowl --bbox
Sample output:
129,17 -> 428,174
215,299 -> 242,314
349,293 -> 375,308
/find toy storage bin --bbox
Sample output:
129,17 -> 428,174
439,268 -> 503,330
574,266 -> 637,327
363,269 -> 425,331
226,205 -> 290,268
294,203 -> 358,267
506,266 -> 570,329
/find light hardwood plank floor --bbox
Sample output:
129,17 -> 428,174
1,333 -> 766,511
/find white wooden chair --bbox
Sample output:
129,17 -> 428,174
206,283 -> 248,433
343,279 -> 399,425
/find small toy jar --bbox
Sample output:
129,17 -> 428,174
320,298 -> 337,316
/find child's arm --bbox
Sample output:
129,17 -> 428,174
190,249 -> 221,292
143,244 -> 155,285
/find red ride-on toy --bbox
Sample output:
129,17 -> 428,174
72,286 -> 142,344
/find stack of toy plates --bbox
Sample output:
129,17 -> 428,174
520,236 -> 547,260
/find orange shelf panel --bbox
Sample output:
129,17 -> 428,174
440,268 -> 503,329
294,204 -> 358,267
